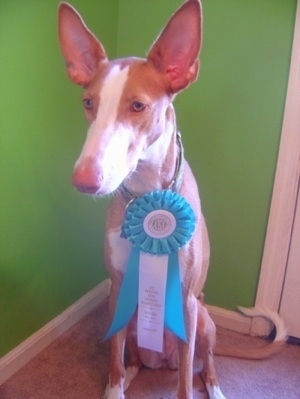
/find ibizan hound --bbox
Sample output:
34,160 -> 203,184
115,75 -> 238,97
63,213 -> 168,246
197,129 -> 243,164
58,1 -> 287,398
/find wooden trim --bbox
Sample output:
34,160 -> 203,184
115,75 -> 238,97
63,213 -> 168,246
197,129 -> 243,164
0,280 -> 111,385
207,305 -> 251,335
0,277 -> 250,385
252,0 -> 300,336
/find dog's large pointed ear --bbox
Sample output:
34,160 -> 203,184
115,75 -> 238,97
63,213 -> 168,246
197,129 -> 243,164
58,2 -> 107,86
147,0 -> 202,93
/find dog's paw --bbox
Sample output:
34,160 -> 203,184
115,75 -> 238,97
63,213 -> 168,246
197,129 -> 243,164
206,384 -> 227,399
103,384 -> 125,399
124,365 -> 140,391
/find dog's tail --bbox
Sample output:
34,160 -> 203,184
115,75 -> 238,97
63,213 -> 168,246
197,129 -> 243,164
214,306 -> 288,360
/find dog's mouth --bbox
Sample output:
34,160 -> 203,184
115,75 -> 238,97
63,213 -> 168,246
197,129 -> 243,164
72,172 -> 135,200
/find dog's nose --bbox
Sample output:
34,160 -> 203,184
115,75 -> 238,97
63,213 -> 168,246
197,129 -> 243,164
72,158 -> 101,195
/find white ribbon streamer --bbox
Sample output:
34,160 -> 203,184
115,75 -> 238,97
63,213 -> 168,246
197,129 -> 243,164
138,252 -> 168,352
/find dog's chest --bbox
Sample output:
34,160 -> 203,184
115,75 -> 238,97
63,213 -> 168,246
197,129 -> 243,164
107,228 -> 132,273
107,227 -> 189,278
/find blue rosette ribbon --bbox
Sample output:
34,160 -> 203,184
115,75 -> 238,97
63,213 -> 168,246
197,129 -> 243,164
104,190 -> 196,344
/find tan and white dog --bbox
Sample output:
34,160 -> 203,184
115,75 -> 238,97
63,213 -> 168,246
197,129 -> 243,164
58,1 -> 286,398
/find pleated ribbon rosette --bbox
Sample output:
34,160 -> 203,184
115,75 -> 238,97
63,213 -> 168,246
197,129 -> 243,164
104,190 -> 196,352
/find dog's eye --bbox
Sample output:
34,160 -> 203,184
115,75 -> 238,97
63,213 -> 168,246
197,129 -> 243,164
83,98 -> 93,110
132,101 -> 146,112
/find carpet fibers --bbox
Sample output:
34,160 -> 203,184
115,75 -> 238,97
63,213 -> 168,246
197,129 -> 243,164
1,299 -> 299,399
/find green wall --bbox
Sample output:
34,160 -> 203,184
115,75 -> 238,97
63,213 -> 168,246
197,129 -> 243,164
0,0 -> 118,357
117,0 -> 296,308
0,0 -> 296,358
194,0 -> 296,307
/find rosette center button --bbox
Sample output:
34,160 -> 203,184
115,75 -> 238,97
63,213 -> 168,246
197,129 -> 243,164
143,210 -> 176,239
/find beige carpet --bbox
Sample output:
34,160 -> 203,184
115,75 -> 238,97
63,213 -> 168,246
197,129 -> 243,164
1,299 -> 299,399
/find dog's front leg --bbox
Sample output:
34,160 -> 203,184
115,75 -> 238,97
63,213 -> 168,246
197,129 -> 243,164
104,273 -> 128,399
104,329 -> 127,399
177,294 -> 198,399
104,222 -> 132,399
196,299 -> 226,399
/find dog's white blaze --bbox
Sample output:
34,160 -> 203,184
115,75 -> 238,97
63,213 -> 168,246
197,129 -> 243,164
98,123 -> 135,192
91,64 -> 129,136
76,65 -> 135,193
79,65 -> 130,157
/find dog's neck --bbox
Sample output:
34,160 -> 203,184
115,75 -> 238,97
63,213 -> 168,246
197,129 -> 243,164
120,131 -> 184,202
120,115 -> 184,202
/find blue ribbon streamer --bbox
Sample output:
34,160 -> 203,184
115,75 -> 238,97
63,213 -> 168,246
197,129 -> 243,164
104,246 -> 139,340
165,251 -> 187,342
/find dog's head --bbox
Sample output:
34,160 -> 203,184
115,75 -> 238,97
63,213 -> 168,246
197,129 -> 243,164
58,0 -> 202,196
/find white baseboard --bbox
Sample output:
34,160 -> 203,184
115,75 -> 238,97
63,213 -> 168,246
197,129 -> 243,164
0,279 -> 111,386
207,305 -> 252,335
0,278 -> 252,386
